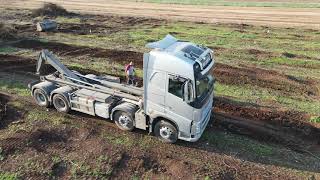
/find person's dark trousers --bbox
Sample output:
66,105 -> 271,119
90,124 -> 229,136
127,75 -> 135,85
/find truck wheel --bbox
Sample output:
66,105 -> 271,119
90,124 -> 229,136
33,89 -> 49,107
114,111 -> 134,131
154,120 -> 178,143
52,94 -> 70,113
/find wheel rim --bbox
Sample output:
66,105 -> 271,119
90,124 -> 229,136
36,93 -> 45,103
55,98 -> 66,109
118,114 -> 132,128
159,126 -> 173,140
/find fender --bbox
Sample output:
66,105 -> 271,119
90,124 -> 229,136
50,86 -> 74,105
31,81 -> 57,99
110,102 -> 138,121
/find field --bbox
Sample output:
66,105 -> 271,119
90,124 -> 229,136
134,0 -> 320,8
0,0 -> 320,179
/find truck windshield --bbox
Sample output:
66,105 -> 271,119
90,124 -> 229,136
195,74 -> 214,100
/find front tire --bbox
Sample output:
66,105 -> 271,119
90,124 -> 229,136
154,120 -> 178,143
114,111 -> 134,131
33,89 -> 49,107
52,94 -> 70,113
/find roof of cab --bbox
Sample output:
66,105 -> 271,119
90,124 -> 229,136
146,34 -> 200,65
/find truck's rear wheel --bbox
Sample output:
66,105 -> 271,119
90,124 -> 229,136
154,120 -> 178,143
52,94 -> 70,113
33,89 -> 49,107
114,111 -> 134,131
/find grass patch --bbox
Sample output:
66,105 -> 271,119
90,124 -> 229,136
0,172 -> 18,180
0,80 -> 30,97
70,159 -> 113,179
55,16 -> 81,24
103,134 -> 134,147
26,109 -> 70,126
0,46 -> 19,53
202,130 -> 275,157
310,116 -> 320,123
215,83 -> 320,115
261,57 -> 320,68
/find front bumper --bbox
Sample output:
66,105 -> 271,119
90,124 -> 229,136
179,110 -> 212,142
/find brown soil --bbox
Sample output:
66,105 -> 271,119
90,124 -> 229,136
0,95 -> 8,121
0,54 -> 36,72
213,63 -> 320,97
12,40 -> 143,67
213,97 -> 320,146
0,97 -> 315,179
31,3 -> 74,17
3,0 -> 320,29
0,23 -> 17,40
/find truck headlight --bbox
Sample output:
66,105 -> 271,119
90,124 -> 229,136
191,121 -> 202,134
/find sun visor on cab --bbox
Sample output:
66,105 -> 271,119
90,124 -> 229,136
146,34 -> 178,50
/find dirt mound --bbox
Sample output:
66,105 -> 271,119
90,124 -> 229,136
0,54 -> 35,72
32,3 -> 71,17
213,63 -> 319,97
12,40 -> 143,66
0,23 -> 17,40
214,97 -> 320,144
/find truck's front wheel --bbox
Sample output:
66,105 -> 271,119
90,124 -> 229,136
154,120 -> 178,143
52,94 -> 70,113
114,111 -> 134,131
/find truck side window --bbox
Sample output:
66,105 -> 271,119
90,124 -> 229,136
168,76 -> 185,98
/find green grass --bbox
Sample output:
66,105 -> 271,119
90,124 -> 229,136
215,83 -> 320,115
0,46 -> 19,54
0,172 -> 18,180
0,80 -> 30,97
26,110 -> 70,126
310,116 -> 320,123
133,0 -> 320,8
202,130 -> 275,157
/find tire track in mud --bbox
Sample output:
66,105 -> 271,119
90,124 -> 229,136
214,97 -> 320,144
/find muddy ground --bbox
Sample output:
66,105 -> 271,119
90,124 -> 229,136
1,42 -> 320,179
0,8 -> 319,179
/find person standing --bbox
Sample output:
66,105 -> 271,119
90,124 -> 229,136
125,61 -> 135,85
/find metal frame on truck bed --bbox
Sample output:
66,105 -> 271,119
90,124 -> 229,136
29,35 -> 215,143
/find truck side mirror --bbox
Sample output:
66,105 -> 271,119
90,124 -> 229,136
183,80 -> 194,103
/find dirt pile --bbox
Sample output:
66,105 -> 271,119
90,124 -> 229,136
213,63 -> 319,97
0,23 -> 17,40
32,3 -> 71,17
214,97 -> 320,143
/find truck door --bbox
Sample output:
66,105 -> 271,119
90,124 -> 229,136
165,75 -> 194,137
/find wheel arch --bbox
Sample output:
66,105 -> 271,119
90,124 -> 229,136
111,102 -> 139,121
49,86 -> 73,106
151,116 -> 179,133
31,81 -> 57,100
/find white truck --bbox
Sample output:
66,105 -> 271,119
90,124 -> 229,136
29,35 -> 215,143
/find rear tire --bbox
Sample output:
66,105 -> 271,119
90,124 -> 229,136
154,120 -> 178,143
52,94 -> 70,113
114,111 -> 134,131
33,89 -> 49,107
